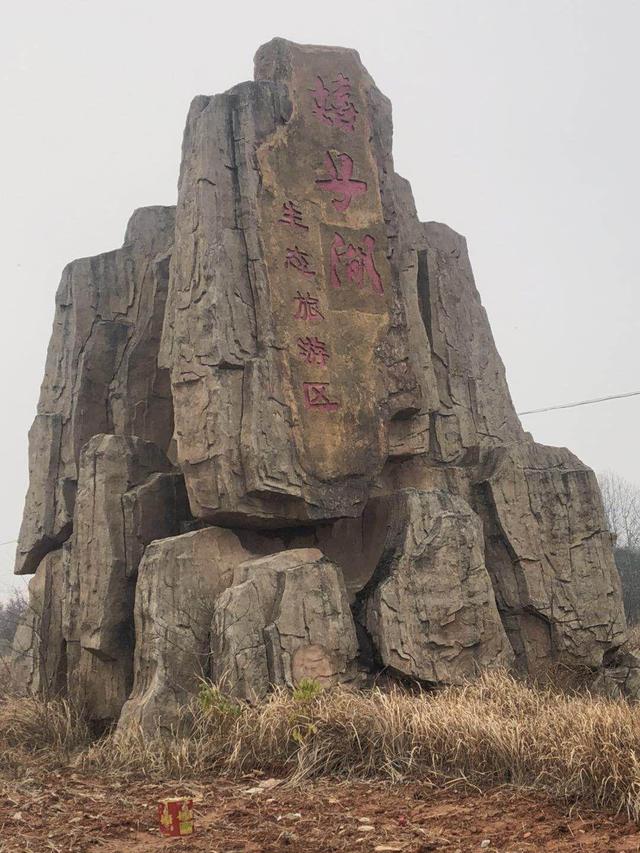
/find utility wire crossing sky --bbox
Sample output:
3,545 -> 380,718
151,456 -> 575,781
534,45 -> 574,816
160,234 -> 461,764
518,390 -> 640,416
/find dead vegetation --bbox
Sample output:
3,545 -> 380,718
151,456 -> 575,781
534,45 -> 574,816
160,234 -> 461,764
2,670 -> 640,824
626,622 -> 640,650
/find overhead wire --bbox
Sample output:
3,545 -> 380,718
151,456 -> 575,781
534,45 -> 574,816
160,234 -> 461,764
518,390 -> 640,416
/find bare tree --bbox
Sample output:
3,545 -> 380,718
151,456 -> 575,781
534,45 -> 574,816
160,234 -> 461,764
598,470 -> 640,550
598,471 -> 640,623
0,588 -> 27,646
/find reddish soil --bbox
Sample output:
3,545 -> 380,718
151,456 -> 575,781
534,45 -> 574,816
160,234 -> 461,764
1,772 -> 639,853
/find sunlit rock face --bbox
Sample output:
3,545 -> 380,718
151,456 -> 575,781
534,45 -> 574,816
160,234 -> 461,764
11,38 -> 630,730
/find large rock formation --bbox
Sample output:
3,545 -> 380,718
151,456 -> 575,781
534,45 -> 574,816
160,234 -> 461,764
11,38 -> 632,729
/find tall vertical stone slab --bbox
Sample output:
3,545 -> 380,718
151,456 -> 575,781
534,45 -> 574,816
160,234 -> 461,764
66,434 -> 189,725
10,551 -> 67,698
15,207 -> 176,575
162,39 -> 420,526
418,222 -> 524,464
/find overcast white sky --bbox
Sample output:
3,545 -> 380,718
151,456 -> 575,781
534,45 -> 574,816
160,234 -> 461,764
1,0 -> 639,599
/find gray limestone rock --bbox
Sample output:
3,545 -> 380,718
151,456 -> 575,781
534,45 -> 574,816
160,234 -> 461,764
474,440 -> 627,674
65,434 -> 189,725
10,550 -> 67,698
118,527 -> 281,734
211,548 -> 358,700
357,489 -> 514,684
15,206 -> 176,576
418,221 -> 525,463
592,645 -> 640,700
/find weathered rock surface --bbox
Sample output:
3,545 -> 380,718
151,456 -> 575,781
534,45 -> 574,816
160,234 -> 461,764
592,645 -> 640,699
161,39 -> 420,527
10,550 -> 66,698
474,440 -> 626,674
118,527 -> 281,733
418,221 -> 525,462
65,434 -> 189,724
15,206 -> 176,576
313,509 -> 393,600
357,489 -> 513,684
211,549 -> 358,700
12,37 -> 631,718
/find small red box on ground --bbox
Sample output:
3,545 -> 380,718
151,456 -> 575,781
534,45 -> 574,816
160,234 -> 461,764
158,797 -> 194,837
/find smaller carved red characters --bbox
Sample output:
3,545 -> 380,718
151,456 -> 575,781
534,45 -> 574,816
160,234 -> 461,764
303,382 -> 340,412
297,336 -> 330,366
293,291 -> 325,322
285,247 -> 317,278
278,201 -> 309,230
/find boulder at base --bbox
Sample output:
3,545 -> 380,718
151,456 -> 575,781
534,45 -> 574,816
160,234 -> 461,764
211,549 -> 359,700
357,489 -> 513,684
118,527 -> 282,733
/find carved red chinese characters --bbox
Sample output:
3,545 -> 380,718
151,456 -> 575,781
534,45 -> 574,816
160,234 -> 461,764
285,247 -> 317,277
293,291 -> 325,322
330,233 -> 384,294
297,336 -> 330,366
279,200 -> 308,230
315,152 -> 367,212
303,382 -> 339,412
309,74 -> 358,132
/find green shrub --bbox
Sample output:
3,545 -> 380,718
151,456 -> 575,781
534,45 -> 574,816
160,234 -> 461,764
198,682 -> 243,718
292,678 -> 323,702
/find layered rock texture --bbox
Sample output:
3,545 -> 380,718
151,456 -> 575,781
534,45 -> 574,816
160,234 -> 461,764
15,206 -> 176,577
12,38 -> 631,729
212,549 -> 359,701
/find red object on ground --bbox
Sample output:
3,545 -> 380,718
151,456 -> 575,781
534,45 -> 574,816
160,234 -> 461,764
157,797 -> 194,837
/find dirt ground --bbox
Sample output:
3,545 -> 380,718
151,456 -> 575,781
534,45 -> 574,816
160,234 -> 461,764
1,771 -> 640,853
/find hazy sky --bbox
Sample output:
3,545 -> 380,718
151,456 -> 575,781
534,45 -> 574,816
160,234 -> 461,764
1,0 -> 639,598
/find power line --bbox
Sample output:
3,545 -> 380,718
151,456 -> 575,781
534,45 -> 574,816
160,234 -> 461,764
518,390 -> 640,416
0,539 -> 16,547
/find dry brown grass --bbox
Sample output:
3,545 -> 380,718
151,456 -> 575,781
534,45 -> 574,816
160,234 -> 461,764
3,670 -> 640,820
0,663 -> 89,777
626,623 -> 640,651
